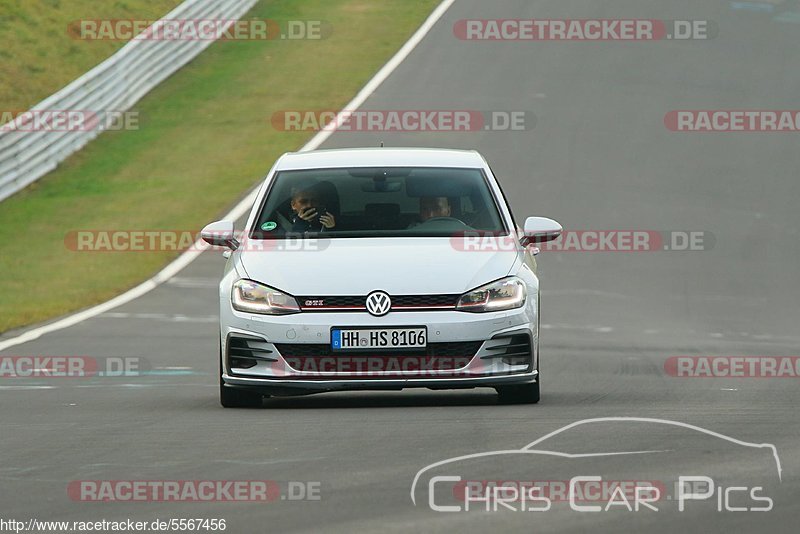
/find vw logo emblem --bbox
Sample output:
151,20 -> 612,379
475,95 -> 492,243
365,291 -> 391,316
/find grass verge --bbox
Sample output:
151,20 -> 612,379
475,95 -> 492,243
0,0 -> 182,112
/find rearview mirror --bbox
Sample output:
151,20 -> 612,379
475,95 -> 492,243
201,220 -> 239,251
360,180 -> 403,192
520,217 -> 562,247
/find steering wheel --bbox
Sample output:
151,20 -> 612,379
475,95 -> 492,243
423,216 -> 465,224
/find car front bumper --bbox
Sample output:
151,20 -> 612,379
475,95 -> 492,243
219,305 -> 538,395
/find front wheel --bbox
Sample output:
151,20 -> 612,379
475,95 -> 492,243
496,380 -> 540,404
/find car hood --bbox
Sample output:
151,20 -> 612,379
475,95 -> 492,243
238,237 -> 519,295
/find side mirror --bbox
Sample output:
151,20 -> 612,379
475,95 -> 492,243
201,220 -> 239,251
520,217 -> 562,247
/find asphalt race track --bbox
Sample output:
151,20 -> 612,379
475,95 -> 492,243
2,1 -> 799,532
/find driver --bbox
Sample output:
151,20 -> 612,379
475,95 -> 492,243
408,196 -> 472,232
419,196 -> 451,222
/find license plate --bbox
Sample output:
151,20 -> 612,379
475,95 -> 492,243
331,327 -> 427,350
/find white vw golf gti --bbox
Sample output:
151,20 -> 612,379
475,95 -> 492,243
202,148 -> 561,407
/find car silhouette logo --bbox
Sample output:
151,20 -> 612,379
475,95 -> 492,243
366,291 -> 392,316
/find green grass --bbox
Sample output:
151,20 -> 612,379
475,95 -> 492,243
0,0 -> 439,333
0,0 -> 182,112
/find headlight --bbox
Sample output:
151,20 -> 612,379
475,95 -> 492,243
456,277 -> 526,312
232,279 -> 300,315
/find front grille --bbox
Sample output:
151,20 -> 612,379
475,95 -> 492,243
274,341 -> 482,359
299,296 -> 364,308
394,294 -> 460,308
227,334 -> 277,370
296,294 -> 460,311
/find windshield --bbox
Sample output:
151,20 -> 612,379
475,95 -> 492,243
250,167 -> 507,238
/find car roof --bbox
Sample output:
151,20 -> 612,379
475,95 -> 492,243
274,147 -> 486,171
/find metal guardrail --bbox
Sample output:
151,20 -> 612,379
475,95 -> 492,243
0,0 -> 258,202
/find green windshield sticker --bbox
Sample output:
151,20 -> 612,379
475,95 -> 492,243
261,221 -> 277,231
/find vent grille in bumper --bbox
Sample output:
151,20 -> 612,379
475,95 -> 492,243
227,335 -> 277,370
480,333 -> 532,368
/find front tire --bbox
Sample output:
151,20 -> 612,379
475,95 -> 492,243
496,380 -> 540,404
220,383 -> 264,408
219,349 -> 263,408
